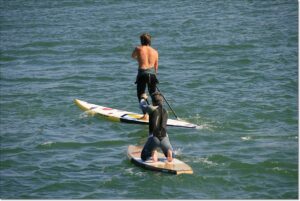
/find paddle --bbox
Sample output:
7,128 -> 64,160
156,86 -> 180,120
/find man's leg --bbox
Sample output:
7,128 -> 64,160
136,74 -> 149,120
137,76 -> 147,102
148,74 -> 158,97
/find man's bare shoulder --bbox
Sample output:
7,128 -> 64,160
135,45 -> 143,50
136,46 -> 158,55
149,46 -> 158,54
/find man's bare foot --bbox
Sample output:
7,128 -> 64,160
139,114 -> 149,121
167,149 -> 173,162
152,150 -> 158,162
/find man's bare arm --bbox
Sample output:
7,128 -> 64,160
132,47 -> 138,59
154,53 -> 159,74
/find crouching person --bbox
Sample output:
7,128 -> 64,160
139,92 -> 175,162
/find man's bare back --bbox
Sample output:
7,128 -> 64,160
132,45 -> 159,74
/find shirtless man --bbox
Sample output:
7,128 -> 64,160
132,33 -> 159,120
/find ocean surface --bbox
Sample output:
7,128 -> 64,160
0,0 -> 298,199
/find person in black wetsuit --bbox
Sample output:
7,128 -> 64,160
139,92 -> 175,162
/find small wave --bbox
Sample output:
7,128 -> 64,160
241,136 -> 252,141
184,114 -> 216,131
37,140 -> 125,150
272,167 -> 283,172
33,180 -> 93,194
0,56 -> 16,62
22,40 -> 80,48
174,147 -> 183,156
192,157 -> 220,167
1,147 -> 25,154
195,125 -> 204,130
1,76 -> 55,83
1,159 -> 20,169
124,167 -> 146,177
41,141 -> 54,146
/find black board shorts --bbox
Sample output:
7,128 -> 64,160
135,69 -> 159,102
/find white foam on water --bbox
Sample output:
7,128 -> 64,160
241,136 -> 252,141
79,111 -> 95,119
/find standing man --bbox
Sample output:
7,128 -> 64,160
132,33 -> 159,120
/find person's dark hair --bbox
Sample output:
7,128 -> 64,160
140,33 -> 151,46
151,91 -> 163,106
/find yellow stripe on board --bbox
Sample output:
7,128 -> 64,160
106,115 -> 121,122
127,114 -> 143,119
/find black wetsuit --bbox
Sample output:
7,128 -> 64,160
140,103 -> 174,161
149,106 -> 168,140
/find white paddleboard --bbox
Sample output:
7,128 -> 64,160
127,145 -> 193,175
74,99 -> 197,128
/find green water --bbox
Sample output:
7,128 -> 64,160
0,0 -> 298,199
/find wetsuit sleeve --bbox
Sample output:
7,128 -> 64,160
139,99 -> 148,114
162,108 -> 168,132
139,99 -> 157,114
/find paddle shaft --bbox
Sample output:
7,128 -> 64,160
156,86 -> 179,120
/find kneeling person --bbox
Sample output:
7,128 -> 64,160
139,92 -> 175,162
